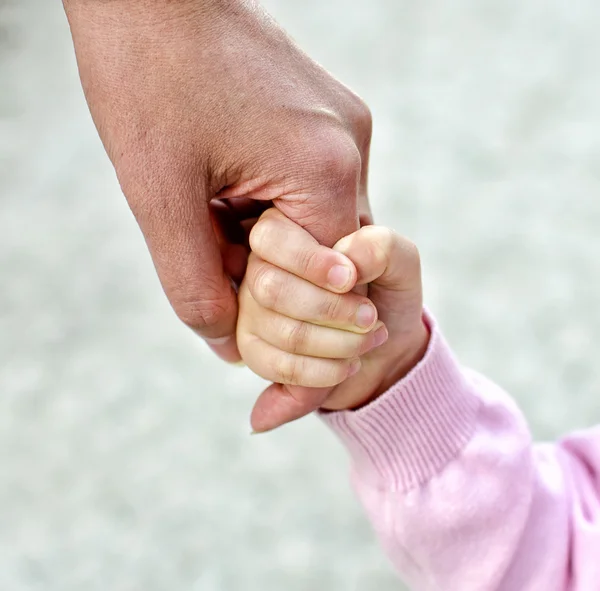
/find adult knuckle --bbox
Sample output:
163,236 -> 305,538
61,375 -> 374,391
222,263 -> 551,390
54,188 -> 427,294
348,96 -> 373,151
319,139 -> 362,186
357,101 -> 373,139
333,83 -> 372,140
172,294 -> 231,332
299,126 -> 361,188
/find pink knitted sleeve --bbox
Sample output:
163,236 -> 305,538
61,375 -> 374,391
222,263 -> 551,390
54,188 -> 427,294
320,313 -> 600,590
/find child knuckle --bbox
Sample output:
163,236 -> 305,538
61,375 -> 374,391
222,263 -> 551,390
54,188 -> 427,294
295,247 -> 321,277
248,217 -> 269,252
322,293 -> 345,322
284,320 -> 310,354
353,335 -> 369,356
368,226 -> 394,261
330,360 -> 349,385
272,358 -> 288,384
405,239 -> 421,268
252,266 -> 282,309
395,235 -> 421,274
337,334 -> 360,357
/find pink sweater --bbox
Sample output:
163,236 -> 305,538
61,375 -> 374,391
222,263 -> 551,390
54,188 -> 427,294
321,313 -> 600,591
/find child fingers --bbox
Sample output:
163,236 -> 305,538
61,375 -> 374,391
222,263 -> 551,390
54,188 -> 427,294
333,226 -> 421,291
249,209 -> 358,293
246,255 -> 378,333
238,334 -> 361,388
251,306 -> 388,359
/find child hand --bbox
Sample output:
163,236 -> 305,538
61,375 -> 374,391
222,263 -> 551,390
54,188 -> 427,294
237,209 -> 429,432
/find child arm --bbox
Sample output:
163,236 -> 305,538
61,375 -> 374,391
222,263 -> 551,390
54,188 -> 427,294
321,312 -> 600,591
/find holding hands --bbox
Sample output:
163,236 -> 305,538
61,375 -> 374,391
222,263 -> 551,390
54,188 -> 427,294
237,209 -> 430,432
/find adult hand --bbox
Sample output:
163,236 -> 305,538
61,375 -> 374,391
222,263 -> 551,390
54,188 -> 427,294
63,0 -> 372,363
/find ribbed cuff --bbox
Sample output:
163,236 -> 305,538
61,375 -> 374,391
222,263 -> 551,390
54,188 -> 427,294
319,311 -> 481,492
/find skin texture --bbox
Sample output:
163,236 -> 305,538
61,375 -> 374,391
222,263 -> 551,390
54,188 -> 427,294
62,0 -> 373,371
238,210 -> 430,432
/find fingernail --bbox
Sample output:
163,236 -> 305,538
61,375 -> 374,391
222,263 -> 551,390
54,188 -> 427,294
372,325 -> 389,348
204,335 -> 233,345
327,264 -> 352,290
251,427 -> 272,435
348,358 -> 362,377
356,303 -> 377,328
203,334 -> 242,364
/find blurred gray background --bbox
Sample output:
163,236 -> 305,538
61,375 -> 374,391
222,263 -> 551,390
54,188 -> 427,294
2,0 -> 600,589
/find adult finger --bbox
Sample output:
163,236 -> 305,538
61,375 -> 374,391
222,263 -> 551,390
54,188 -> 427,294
251,383 -> 332,433
127,180 -> 241,362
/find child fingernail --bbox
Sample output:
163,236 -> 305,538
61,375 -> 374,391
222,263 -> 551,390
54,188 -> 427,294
348,358 -> 362,377
372,325 -> 389,348
327,264 -> 352,290
356,303 -> 376,328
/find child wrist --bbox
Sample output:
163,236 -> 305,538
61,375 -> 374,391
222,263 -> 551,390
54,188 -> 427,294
342,320 -> 431,411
